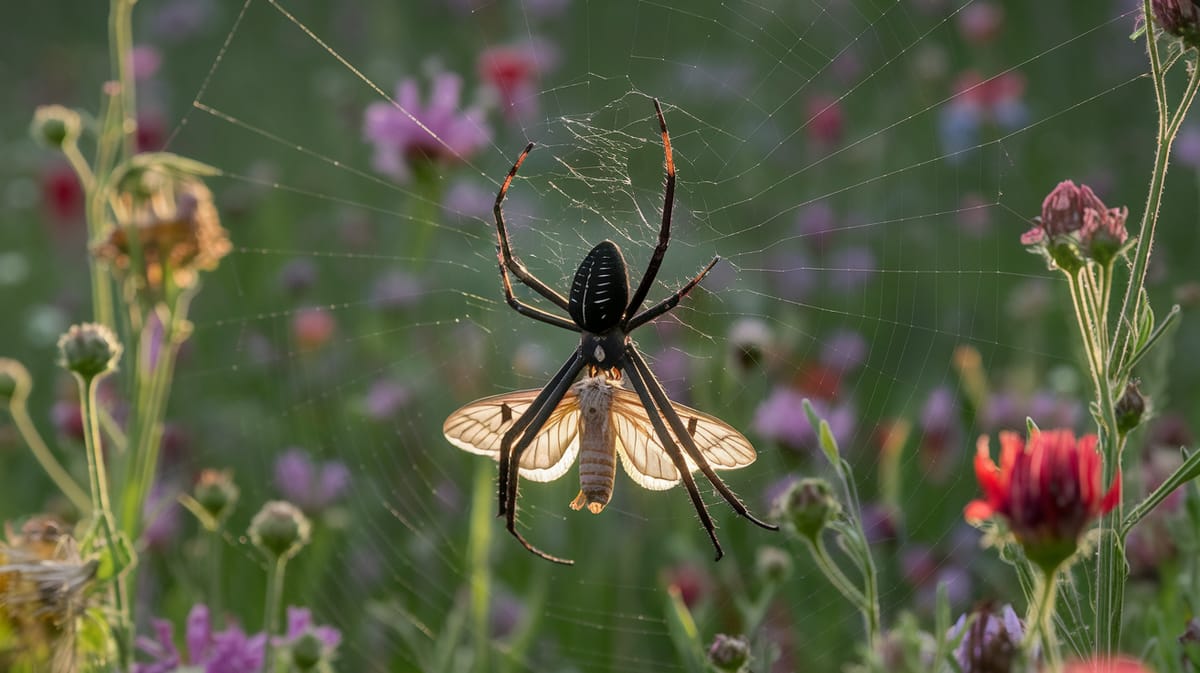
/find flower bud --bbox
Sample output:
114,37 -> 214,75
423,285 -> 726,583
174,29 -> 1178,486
771,477 -> 840,540
57,323 -> 123,381
30,105 -> 82,149
1180,617 -> 1200,670
755,545 -> 793,584
249,500 -> 311,561
193,469 -> 239,525
0,358 -> 32,406
707,633 -> 751,672
291,632 -> 325,670
1152,0 -> 1200,46
1115,380 -> 1146,435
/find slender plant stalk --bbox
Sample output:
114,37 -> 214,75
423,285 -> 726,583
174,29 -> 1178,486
1028,568 -> 1062,673
468,461 -> 494,669
8,395 -> 90,512
802,535 -> 870,618
78,375 -> 131,668
263,557 -> 288,673
1095,10 -> 1200,655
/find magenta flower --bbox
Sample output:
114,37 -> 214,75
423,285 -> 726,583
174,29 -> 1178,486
134,604 -> 265,673
274,447 -> 351,513
363,72 -> 491,182
947,604 -> 1025,672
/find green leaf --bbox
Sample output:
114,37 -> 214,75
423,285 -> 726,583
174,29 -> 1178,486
77,606 -> 117,662
664,586 -> 707,673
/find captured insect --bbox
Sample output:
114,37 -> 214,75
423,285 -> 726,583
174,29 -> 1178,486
443,99 -> 777,565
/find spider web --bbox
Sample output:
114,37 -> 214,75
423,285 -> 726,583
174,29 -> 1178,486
20,0 -> 1175,670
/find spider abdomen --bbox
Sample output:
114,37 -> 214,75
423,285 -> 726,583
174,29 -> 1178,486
569,241 -> 630,333
569,377 -> 618,514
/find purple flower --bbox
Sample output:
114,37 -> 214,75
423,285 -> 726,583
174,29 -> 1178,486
135,604 -> 266,673
767,250 -> 817,303
1175,125 -> 1200,169
150,0 -> 216,42
279,258 -> 318,296
274,606 -> 342,666
274,447 -> 351,513
820,329 -> 868,373
947,604 -> 1025,673
753,388 -> 855,453
363,72 -> 491,183
794,201 -> 839,250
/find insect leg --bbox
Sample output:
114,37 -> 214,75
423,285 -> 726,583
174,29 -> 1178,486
498,351 -> 585,516
620,360 -> 725,562
626,345 -> 778,532
501,353 -> 585,565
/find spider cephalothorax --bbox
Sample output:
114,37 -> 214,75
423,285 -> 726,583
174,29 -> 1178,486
446,99 -> 777,565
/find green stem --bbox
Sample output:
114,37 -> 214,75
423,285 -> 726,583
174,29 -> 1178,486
264,557 -> 288,673
210,528 -> 225,628
468,462 -> 493,669
803,535 -> 870,623
108,0 -> 138,160
1027,567 -> 1062,672
78,374 -> 131,669
7,396 -> 90,513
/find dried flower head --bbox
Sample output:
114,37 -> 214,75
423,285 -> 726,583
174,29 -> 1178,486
249,500 -> 311,562
965,429 -> 1121,570
95,165 -> 230,299
57,323 -> 123,381
0,517 -> 97,667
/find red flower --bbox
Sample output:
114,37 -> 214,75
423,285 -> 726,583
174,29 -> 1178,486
1062,656 -> 1153,673
965,429 -> 1121,569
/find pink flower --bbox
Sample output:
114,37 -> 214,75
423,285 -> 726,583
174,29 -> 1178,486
956,2 -> 1004,44
1062,656 -> 1154,673
134,604 -> 265,673
274,447 -> 351,513
478,41 -> 558,122
292,307 -> 336,352
805,94 -> 844,146
363,72 -> 491,182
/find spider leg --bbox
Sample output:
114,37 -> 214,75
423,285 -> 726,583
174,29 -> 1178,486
624,98 -> 676,322
626,345 -> 779,532
497,258 -> 580,332
627,256 -> 720,331
499,351 -> 585,565
495,142 -> 572,312
620,360 -> 725,561
498,351 -> 585,516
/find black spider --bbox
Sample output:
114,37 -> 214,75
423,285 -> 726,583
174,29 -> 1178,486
489,99 -> 778,564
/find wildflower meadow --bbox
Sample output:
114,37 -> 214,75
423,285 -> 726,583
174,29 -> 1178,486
5,1 -> 1200,672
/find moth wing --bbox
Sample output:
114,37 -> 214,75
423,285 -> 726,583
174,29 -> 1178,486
610,388 -> 757,491
443,389 -> 580,482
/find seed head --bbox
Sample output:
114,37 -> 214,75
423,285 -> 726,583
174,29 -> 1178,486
30,105 -> 82,149
249,500 -> 311,561
56,323 -> 123,381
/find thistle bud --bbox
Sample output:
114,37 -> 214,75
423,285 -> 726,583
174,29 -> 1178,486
771,477 -> 840,540
193,469 -> 239,526
56,323 -> 123,382
1115,381 -> 1146,435
30,105 -> 82,149
249,500 -> 311,561
0,358 -> 32,406
755,545 -> 793,584
707,633 -> 751,672
291,632 -> 325,670
1152,0 -> 1200,46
